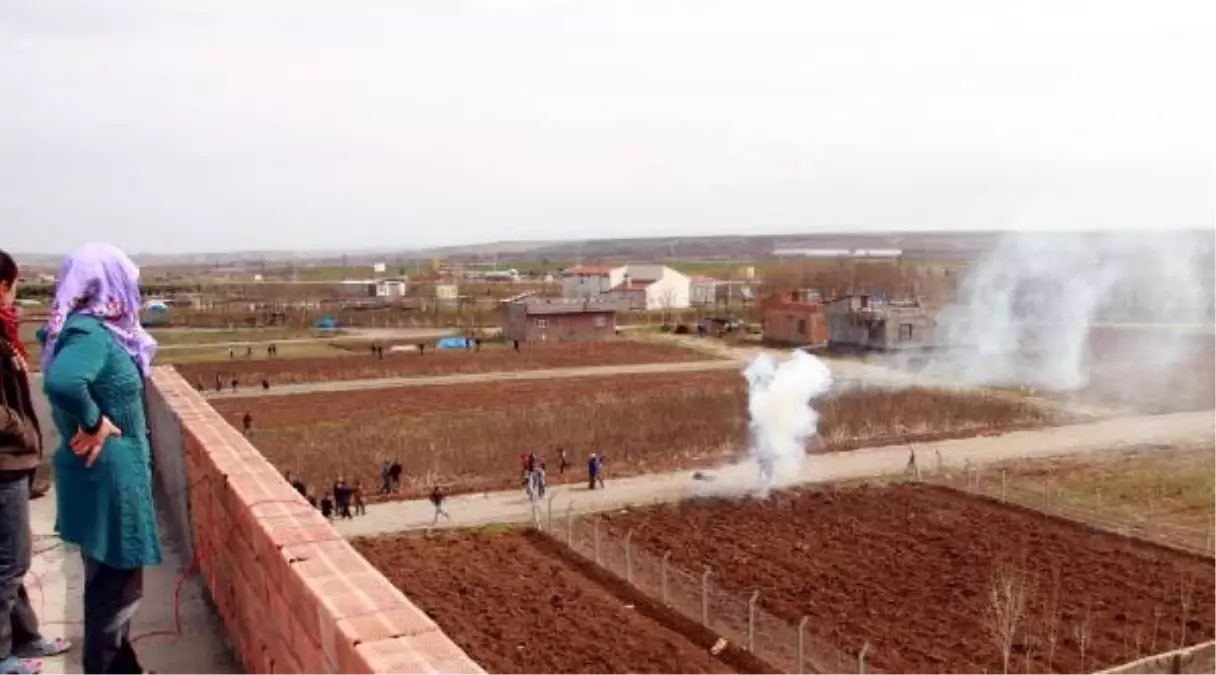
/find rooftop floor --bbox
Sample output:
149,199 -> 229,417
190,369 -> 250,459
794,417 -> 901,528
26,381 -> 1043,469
29,488 -> 240,675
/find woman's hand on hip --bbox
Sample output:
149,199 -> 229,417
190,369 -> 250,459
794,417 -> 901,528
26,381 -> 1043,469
70,417 -> 122,468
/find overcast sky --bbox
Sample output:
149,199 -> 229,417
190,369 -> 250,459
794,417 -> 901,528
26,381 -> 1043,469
1,1 -> 1213,255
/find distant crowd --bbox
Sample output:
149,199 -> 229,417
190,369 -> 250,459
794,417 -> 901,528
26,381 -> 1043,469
272,448 -> 610,527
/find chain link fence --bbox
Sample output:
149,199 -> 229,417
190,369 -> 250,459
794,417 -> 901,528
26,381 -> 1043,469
530,498 -> 876,674
922,464 -> 1215,558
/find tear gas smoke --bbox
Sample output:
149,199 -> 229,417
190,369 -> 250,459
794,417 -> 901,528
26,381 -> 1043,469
743,350 -> 834,492
920,231 -> 1213,403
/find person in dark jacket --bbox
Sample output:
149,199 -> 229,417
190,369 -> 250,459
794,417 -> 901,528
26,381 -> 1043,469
587,453 -> 604,490
0,250 -> 72,673
333,477 -> 353,519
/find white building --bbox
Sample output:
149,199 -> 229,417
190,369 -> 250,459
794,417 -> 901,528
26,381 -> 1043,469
689,276 -> 718,305
434,283 -> 459,300
561,264 -> 691,310
376,278 -> 408,297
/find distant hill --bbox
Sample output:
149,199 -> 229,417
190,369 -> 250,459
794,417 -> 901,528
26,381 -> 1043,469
14,229 -> 1210,270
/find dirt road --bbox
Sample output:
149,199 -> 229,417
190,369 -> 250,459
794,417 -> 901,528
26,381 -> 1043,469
157,327 -> 455,351
204,358 -> 740,399
333,408 -> 1214,537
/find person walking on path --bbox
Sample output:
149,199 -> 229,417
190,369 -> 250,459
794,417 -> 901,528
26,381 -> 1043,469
1,251 -> 72,675
41,243 -> 161,674
379,459 -> 392,495
535,464 -> 547,500
587,453 -> 605,490
429,485 -> 450,526
388,459 -> 403,493
557,447 -> 569,475
333,478 -> 353,520
241,412 -> 253,438
353,481 -> 367,516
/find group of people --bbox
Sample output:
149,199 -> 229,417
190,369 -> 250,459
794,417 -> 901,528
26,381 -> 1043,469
520,448 -> 607,498
286,472 -> 368,520
2,245 -> 166,674
194,374 -> 270,394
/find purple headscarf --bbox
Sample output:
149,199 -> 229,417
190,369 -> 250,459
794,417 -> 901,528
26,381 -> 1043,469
41,243 -> 158,375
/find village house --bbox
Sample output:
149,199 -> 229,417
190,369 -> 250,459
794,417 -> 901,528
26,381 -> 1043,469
761,289 -> 829,348
825,293 -> 933,350
560,264 -> 692,310
501,298 -> 620,343
689,276 -> 718,305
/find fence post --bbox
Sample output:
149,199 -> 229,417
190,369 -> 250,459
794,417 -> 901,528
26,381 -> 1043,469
1146,499 -> 1155,531
547,492 -> 556,531
858,642 -> 870,674
1043,478 -> 1050,509
1000,469 -> 1007,502
625,529 -> 634,585
1095,488 -> 1102,511
747,590 -> 760,652
661,551 -> 671,605
566,503 -> 574,546
797,616 -> 808,674
701,568 -> 711,627
594,519 -> 602,566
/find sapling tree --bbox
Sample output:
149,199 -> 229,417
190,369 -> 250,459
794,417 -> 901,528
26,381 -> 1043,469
986,562 -> 1031,674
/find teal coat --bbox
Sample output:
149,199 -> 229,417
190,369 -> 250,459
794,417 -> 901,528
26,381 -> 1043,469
43,314 -> 162,569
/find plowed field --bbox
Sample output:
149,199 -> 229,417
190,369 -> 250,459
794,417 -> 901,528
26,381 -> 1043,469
216,373 -> 1057,499
353,529 -> 766,674
176,340 -> 717,386
597,483 -> 1216,674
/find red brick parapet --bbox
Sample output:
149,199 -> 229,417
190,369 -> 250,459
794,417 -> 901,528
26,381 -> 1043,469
150,367 -> 484,674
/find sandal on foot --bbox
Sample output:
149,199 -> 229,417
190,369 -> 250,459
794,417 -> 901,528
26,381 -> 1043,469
14,637 -> 70,658
0,656 -> 43,675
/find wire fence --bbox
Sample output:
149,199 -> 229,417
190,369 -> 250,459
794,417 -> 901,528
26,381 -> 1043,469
920,464 -> 1215,558
531,499 -> 878,674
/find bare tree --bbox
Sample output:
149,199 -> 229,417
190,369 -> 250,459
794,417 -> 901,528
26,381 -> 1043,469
1073,605 -> 1093,673
1041,565 -> 1063,672
986,562 -> 1032,674
1178,573 -> 1195,648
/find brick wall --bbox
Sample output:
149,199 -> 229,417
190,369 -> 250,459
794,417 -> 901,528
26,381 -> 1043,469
149,367 -> 484,674
1089,642 -> 1216,671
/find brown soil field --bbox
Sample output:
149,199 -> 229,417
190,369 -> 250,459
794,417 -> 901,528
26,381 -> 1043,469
596,483 -> 1216,674
216,372 -> 1058,499
352,529 -> 758,674
176,340 -> 717,386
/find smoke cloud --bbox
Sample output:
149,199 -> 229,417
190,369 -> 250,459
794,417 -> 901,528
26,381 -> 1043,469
742,350 -> 834,493
920,230 -> 1214,409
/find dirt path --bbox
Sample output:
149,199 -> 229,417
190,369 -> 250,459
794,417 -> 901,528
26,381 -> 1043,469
204,359 -> 740,399
157,327 -> 455,351
333,408 -> 1214,538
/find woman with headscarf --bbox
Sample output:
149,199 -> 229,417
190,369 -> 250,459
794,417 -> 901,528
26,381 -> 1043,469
41,244 -> 160,675
1,250 -> 72,675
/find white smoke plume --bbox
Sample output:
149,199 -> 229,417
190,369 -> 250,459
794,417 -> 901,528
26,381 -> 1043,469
920,230 -> 1214,407
742,350 -> 834,493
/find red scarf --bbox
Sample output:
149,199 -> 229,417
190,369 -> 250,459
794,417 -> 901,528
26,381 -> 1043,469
0,305 -> 28,364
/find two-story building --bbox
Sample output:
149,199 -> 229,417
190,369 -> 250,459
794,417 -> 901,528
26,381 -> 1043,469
560,264 -> 692,311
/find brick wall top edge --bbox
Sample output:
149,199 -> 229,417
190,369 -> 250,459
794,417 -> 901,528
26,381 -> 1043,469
148,370 -> 485,675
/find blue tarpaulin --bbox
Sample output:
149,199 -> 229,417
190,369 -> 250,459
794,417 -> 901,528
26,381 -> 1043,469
315,316 -> 339,330
435,337 -> 470,349
140,305 -> 170,327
